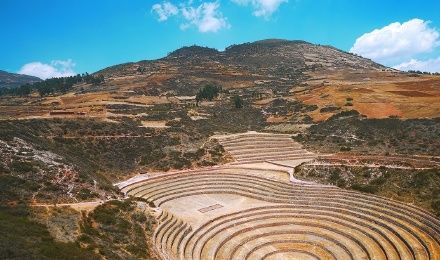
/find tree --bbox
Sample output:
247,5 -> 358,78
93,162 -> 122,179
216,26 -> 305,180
195,84 -> 221,105
14,84 -> 32,96
232,95 -> 243,109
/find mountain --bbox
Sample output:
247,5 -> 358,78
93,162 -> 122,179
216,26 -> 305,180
0,70 -> 41,89
96,39 -> 390,96
2,39 -> 438,121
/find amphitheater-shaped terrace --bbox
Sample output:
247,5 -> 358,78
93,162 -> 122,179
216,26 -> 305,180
117,132 -> 440,260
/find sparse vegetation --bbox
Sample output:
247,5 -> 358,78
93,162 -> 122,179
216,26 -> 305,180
0,73 -> 104,97
296,165 -> 440,216
0,205 -> 99,259
79,199 -> 158,259
296,110 -> 440,155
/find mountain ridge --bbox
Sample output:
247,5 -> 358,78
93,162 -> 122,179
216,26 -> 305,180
0,70 -> 41,89
94,39 -> 390,97
97,39 -> 387,73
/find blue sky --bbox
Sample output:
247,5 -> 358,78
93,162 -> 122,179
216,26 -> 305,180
1,0 -> 440,78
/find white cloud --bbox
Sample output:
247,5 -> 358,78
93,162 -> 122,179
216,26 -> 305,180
181,2 -> 229,32
394,57 -> 440,73
18,59 -> 76,80
152,2 -> 179,21
350,19 -> 440,64
151,1 -> 229,33
231,0 -> 288,18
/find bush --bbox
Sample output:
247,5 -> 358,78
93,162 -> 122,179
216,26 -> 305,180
10,161 -> 37,174
351,184 -> 378,193
328,170 -> 342,185
340,146 -> 351,151
77,188 -> 98,200
432,200 -> 440,217
232,95 -> 244,109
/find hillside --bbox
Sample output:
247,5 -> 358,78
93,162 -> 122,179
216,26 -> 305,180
89,39 -> 439,121
1,39 -> 439,126
97,39 -> 388,96
0,70 -> 41,89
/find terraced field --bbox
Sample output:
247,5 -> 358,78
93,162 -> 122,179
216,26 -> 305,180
118,133 -> 440,260
215,132 -> 316,165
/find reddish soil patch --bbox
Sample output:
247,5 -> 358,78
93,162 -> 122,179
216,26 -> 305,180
387,91 -> 434,97
354,102 -> 402,118
351,88 -> 375,93
396,79 -> 440,91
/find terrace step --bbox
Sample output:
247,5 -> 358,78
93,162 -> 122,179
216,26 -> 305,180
231,155 -> 317,164
215,133 -> 292,142
185,205 -> 434,260
120,130 -> 440,260
232,151 -> 314,160
220,139 -> 298,147
224,144 -> 303,152
226,146 -> 304,155
134,175 -> 440,238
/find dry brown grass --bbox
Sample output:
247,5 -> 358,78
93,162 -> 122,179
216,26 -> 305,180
296,73 -> 440,121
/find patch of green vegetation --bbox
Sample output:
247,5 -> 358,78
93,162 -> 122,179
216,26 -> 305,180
0,205 -> 98,259
432,200 -> 440,217
0,73 -> 104,97
0,174 -> 40,202
196,84 -> 221,103
232,95 -> 244,108
350,183 -> 378,193
298,110 -> 440,155
0,119 -> 174,179
264,98 -> 318,116
10,160 -> 38,174
183,102 -> 266,135
79,199 -> 158,259
339,146 -> 351,151
320,106 -> 340,113
327,169 -> 346,187
297,165 -> 440,216
77,188 -> 98,200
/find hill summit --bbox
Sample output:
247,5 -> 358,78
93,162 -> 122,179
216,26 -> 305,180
97,39 -> 389,96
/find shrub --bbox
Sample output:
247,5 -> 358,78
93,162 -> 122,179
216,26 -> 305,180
340,146 -> 351,151
328,170 -> 341,184
351,184 -> 378,193
10,161 -> 36,174
432,200 -> 440,217
232,95 -> 244,109
77,188 -> 98,200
